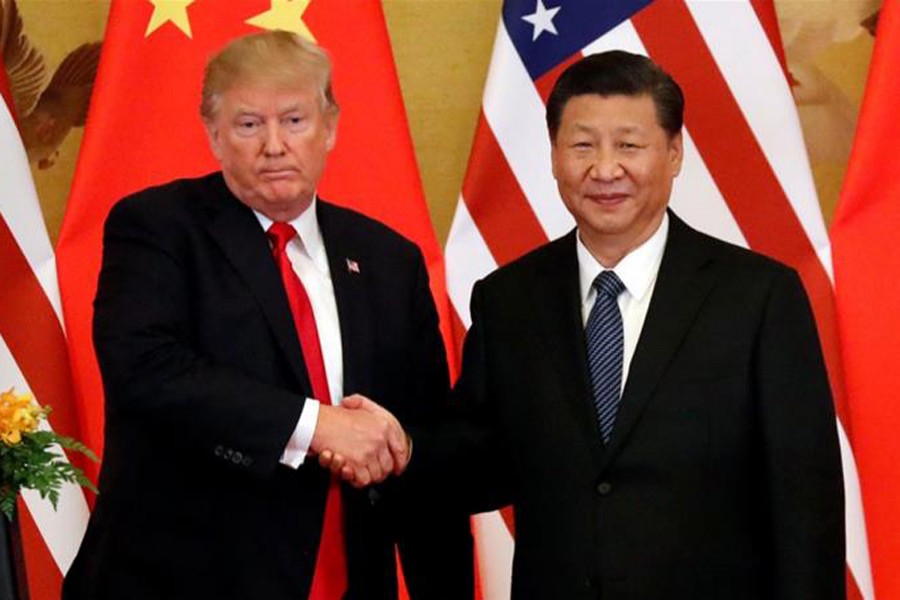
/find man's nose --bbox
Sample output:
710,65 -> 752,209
589,150 -> 623,181
262,121 -> 286,156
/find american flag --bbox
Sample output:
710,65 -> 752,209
0,58 -> 89,595
444,1 -> 872,599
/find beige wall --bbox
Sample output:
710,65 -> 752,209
385,0 -> 501,245
14,0 -> 877,245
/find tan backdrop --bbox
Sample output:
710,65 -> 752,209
15,0 -> 878,246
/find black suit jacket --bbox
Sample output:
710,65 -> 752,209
63,173 -> 472,600
416,212 -> 844,600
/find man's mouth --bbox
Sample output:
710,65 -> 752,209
260,168 -> 297,180
586,192 -> 629,203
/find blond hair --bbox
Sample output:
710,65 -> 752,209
200,31 -> 338,121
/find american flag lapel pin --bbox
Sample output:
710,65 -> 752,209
346,258 -> 360,274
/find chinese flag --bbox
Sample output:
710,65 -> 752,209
58,0 -> 454,467
831,5 -> 900,600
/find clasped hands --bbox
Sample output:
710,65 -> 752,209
310,394 -> 409,488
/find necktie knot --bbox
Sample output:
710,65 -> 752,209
267,222 -> 297,253
593,270 -> 625,300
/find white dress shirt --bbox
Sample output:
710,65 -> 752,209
254,197 -> 342,468
577,214 -> 669,393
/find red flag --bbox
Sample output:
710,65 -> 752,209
57,0 -> 454,470
832,5 -> 900,599
1,44 -> 89,600
447,1 -> 870,598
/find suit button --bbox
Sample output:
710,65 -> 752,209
596,482 -> 612,496
232,451 -> 243,464
242,456 -> 253,467
214,445 -> 224,457
223,448 -> 233,460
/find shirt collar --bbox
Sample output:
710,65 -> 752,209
253,195 -> 328,271
577,212 -> 669,304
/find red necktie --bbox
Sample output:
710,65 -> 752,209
267,222 -> 347,599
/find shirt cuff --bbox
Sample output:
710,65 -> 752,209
280,398 -> 320,469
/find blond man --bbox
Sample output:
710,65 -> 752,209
63,31 -> 472,600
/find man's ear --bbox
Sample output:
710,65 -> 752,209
668,131 -> 684,178
204,120 -> 223,161
550,139 -> 560,180
325,109 -> 338,152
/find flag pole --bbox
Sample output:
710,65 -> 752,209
0,511 -> 27,600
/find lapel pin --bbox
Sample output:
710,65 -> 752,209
346,258 -> 360,274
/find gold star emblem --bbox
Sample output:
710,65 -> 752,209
246,0 -> 315,41
145,0 -> 195,38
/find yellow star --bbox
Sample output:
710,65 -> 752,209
145,0 -> 195,39
246,0 -> 315,42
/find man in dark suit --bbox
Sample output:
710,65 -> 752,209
403,51 -> 845,599
62,31 -> 472,600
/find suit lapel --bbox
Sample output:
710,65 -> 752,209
317,201 -> 374,395
528,232 -> 606,463
600,213 -> 717,468
202,175 -> 313,394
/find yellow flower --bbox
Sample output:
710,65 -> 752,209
0,389 -> 43,446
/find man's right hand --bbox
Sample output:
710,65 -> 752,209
310,394 -> 409,488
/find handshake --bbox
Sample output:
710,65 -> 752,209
310,394 -> 409,488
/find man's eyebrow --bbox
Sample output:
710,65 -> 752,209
568,122 -> 645,134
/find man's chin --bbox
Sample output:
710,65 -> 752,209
263,189 -> 314,215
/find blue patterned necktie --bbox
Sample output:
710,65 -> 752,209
585,270 -> 626,444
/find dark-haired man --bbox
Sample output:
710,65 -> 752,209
406,50 -> 845,600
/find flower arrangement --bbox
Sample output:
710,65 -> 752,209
0,388 -> 97,520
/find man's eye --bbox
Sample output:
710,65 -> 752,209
284,115 -> 305,131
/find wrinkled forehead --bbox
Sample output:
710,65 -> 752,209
205,78 -> 334,123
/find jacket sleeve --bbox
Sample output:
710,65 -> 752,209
94,197 -> 305,477
405,277 -> 514,515
755,267 -> 845,599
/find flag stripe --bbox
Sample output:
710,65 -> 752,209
1,335 -> 91,576
685,1 -> 832,276
482,27 -> 572,239
670,131 -> 749,248
17,499 -> 63,599
445,199 -> 497,328
472,512 -> 514,600
462,114 -> 547,266
0,218 -> 80,441
630,3 -> 851,429
837,420 -> 873,600
748,0 -> 790,78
